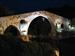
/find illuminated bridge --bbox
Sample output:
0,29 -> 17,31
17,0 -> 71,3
0,11 -> 72,38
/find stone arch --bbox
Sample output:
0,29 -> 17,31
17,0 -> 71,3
26,13 -> 56,37
4,25 -> 20,36
28,16 -> 52,39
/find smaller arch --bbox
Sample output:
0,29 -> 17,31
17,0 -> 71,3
4,25 -> 20,36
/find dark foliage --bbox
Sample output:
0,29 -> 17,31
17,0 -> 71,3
0,34 -> 56,56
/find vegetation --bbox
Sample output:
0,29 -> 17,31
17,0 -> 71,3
0,34 -> 57,56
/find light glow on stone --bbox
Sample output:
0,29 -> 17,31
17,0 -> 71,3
19,12 -> 48,35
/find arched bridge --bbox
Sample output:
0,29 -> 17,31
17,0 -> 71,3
0,11 -> 66,37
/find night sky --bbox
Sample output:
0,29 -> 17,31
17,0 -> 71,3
0,0 -> 75,18
0,0 -> 74,12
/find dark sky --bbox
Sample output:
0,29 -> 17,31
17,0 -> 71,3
0,0 -> 75,18
0,0 -> 75,12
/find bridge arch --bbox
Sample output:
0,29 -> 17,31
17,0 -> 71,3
27,16 -> 52,39
4,25 -> 20,36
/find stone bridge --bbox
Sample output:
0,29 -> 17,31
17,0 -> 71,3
0,11 -> 66,37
